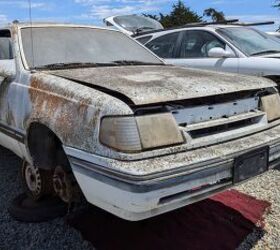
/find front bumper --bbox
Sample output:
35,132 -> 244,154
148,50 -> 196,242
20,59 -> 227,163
64,124 -> 280,221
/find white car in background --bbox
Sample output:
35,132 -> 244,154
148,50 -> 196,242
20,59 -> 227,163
267,32 -> 280,39
106,15 -> 280,85
104,14 -> 164,36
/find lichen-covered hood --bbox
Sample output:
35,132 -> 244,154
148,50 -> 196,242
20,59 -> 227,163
49,65 -> 276,105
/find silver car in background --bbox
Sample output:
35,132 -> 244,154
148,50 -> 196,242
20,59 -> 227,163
106,15 -> 280,86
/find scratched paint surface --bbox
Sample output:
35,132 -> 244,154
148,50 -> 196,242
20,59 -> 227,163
51,66 -> 276,105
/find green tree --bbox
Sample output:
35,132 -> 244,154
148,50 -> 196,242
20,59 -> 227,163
203,8 -> 226,22
160,1 -> 202,28
144,1 -> 202,28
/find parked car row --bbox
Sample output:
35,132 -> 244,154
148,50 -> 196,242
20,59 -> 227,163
1,20 -> 280,221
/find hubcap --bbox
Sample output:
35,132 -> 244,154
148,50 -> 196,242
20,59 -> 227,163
24,163 -> 42,196
53,166 -> 72,203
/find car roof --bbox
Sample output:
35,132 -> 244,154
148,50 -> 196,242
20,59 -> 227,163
135,25 -> 243,38
0,22 -> 116,32
133,24 -> 260,39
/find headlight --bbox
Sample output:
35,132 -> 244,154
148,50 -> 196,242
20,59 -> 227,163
261,93 -> 280,122
99,116 -> 142,152
99,113 -> 184,152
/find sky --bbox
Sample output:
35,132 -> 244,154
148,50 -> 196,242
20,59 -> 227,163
0,0 -> 279,31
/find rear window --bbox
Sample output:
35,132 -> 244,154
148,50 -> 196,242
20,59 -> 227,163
113,15 -> 163,33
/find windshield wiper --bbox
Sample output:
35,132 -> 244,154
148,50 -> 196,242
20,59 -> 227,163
135,26 -> 154,34
31,62 -> 118,70
111,60 -> 163,66
251,50 -> 280,56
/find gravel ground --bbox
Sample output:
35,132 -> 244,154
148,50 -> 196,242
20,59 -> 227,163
0,145 -> 279,250
0,146 -> 93,250
237,169 -> 280,249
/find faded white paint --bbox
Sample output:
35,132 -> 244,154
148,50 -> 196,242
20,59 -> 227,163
0,22 -> 280,221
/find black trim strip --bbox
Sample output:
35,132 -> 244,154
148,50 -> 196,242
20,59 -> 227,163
71,157 -> 233,193
0,122 -> 25,143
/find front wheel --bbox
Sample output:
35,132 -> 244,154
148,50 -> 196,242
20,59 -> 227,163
21,161 -> 54,201
53,165 -> 82,203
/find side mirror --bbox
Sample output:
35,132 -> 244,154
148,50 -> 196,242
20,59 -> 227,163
208,47 -> 234,58
0,59 -> 16,77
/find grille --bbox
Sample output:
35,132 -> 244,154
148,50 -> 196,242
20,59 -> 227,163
172,97 -> 268,148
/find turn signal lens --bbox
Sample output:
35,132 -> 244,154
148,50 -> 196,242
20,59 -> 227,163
261,94 -> 280,122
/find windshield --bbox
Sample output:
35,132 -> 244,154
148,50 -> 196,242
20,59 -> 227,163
113,15 -> 163,33
217,27 -> 280,56
21,27 -> 162,69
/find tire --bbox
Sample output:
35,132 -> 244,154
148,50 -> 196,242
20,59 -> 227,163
26,128 -> 82,204
21,161 -> 54,201
8,193 -> 67,223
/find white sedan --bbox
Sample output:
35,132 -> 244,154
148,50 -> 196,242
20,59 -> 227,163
267,32 -> 280,39
106,15 -> 280,84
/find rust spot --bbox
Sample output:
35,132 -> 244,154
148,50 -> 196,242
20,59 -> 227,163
29,75 -> 95,146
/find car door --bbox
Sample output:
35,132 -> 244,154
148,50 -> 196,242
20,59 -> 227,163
0,32 -> 24,156
163,30 -> 239,73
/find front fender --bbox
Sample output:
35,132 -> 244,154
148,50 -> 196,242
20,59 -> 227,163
26,73 -> 133,157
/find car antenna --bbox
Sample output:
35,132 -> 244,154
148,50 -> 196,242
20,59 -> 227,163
182,19 -> 240,27
28,0 -> 35,68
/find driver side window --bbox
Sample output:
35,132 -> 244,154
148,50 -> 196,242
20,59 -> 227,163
0,30 -> 13,60
146,32 -> 180,58
180,30 -> 226,58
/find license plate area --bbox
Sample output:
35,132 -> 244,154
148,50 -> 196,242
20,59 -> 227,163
233,147 -> 269,184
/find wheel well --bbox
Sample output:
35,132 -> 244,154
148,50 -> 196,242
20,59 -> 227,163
27,123 -> 69,170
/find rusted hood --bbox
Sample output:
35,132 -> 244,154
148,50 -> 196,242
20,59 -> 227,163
48,65 -> 276,105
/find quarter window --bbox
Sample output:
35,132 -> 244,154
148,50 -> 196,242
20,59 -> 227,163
180,31 -> 226,58
146,32 -> 180,58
